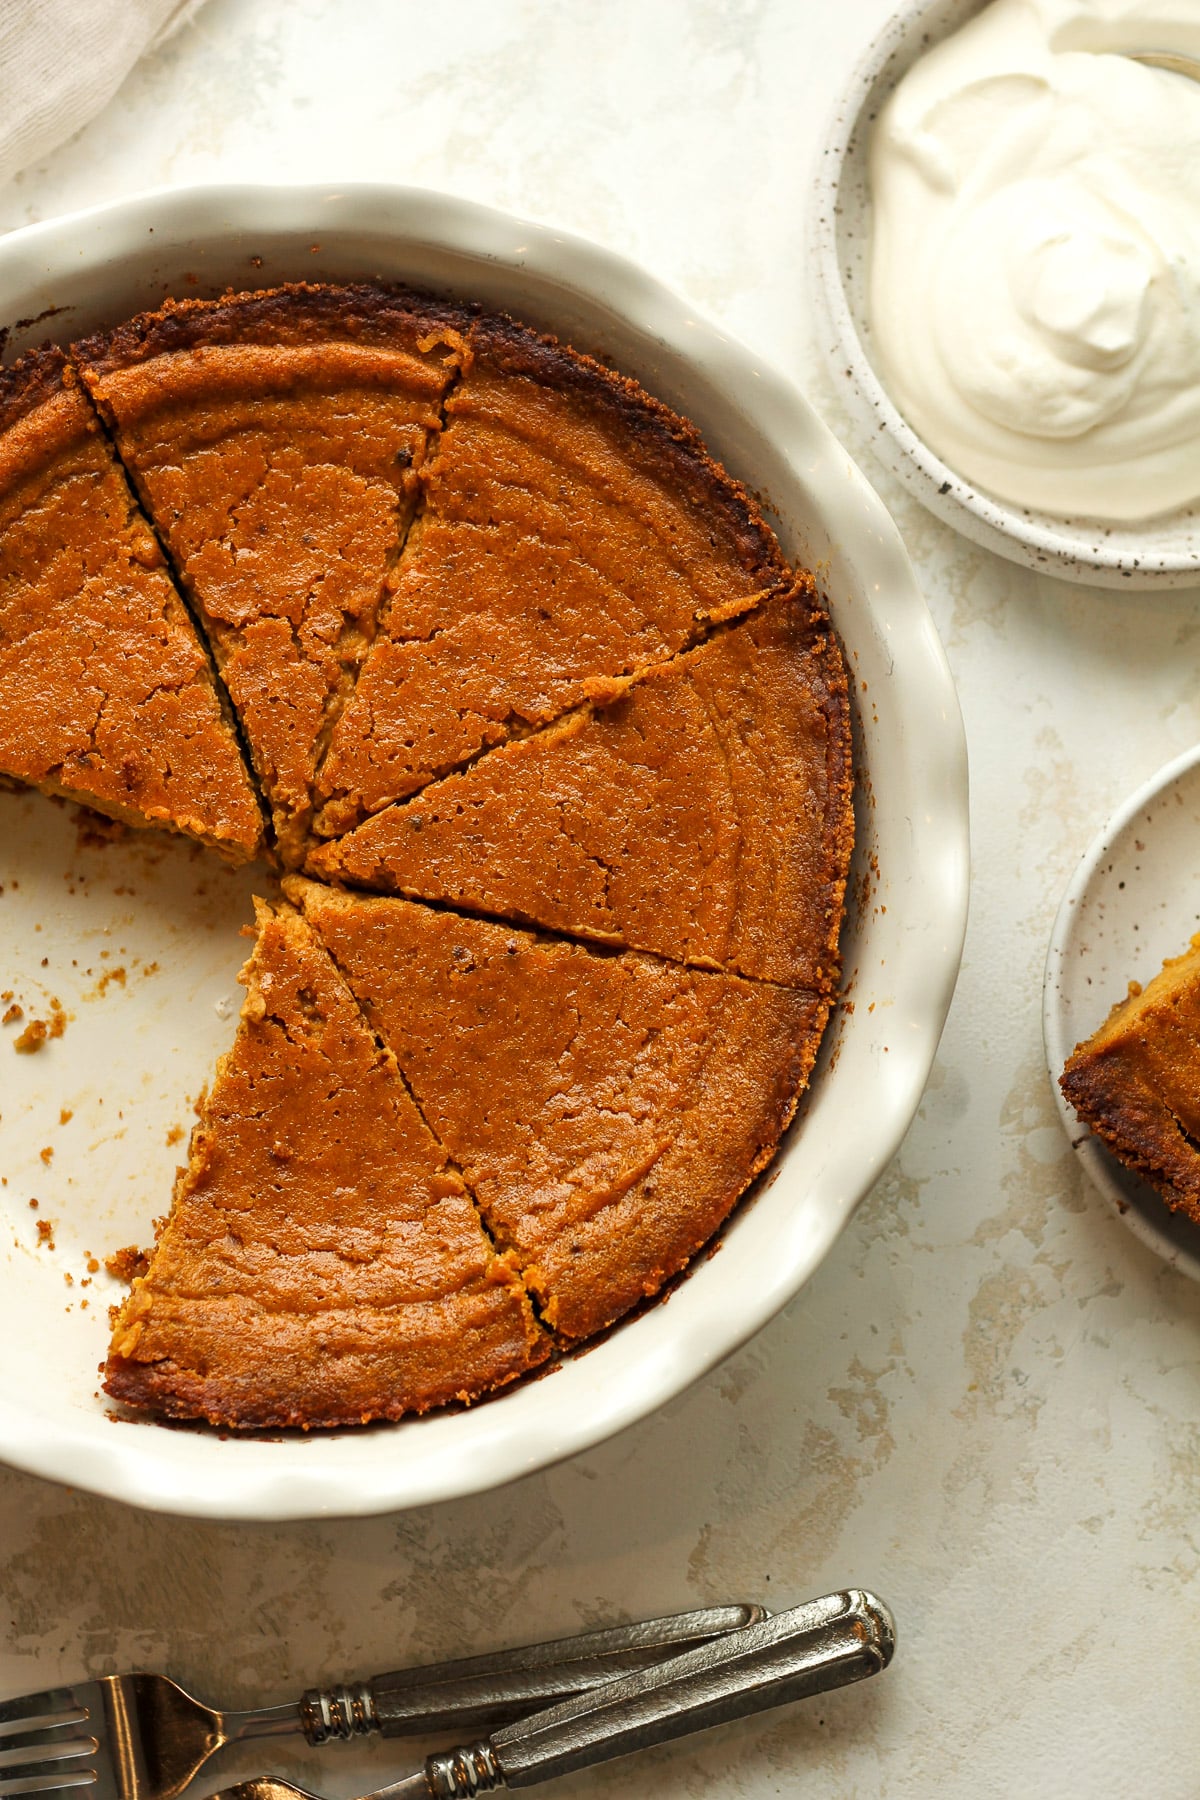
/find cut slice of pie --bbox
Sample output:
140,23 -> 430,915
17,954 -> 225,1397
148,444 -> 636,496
309,587 -> 854,989
0,347 -> 263,858
313,306 -> 788,837
104,897 -> 548,1428
1060,933 -> 1200,1223
74,285 -> 467,865
289,879 -> 828,1341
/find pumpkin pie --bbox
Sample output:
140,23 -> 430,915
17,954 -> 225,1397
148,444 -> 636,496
0,346 -> 262,858
75,285 -> 465,865
104,897 -> 548,1428
1060,933 -> 1200,1223
289,878 -> 828,1341
0,280 -> 856,1430
307,584 -> 853,988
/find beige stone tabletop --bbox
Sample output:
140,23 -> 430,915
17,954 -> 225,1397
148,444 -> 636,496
1,2 -> 1199,1795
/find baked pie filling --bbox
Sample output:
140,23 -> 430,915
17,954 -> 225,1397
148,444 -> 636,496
0,284 -> 854,1429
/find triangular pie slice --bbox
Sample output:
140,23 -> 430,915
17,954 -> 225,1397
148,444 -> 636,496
0,347 -> 262,858
313,307 -> 788,837
104,897 -> 548,1428
289,879 -> 829,1341
74,285 -> 467,864
309,588 -> 853,989
1060,933 -> 1200,1221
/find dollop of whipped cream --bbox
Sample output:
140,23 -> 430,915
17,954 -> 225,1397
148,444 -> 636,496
868,0 -> 1200,521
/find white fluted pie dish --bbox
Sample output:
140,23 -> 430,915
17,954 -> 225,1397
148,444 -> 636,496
0,184 -> 968,1518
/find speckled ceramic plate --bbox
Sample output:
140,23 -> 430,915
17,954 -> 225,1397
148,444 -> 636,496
0,185 -> 969,1518
1044,746 -> 1200,1278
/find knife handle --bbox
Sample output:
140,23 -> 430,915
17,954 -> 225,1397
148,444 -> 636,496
418,1589 -> 894,1795
300,1605 -> 766,1741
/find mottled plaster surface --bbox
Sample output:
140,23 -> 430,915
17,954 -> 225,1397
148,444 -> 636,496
2,1 -> 1199,1794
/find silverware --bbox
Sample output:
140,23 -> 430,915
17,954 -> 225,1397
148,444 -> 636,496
218,1590 -> 894,1799
0,1605 -> 764,1800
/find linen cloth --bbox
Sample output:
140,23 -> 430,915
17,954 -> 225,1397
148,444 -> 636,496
0,0 -> 205,188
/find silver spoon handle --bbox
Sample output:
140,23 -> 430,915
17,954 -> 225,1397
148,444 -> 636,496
411,1589 -> 894,1796
293,1605 -> 766,1743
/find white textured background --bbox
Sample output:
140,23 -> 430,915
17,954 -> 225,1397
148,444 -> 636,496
2,2 -> 1200,1794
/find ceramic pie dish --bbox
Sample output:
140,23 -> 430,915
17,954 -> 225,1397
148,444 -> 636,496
0,184 -> 969,1519
811,0 -> 1200,591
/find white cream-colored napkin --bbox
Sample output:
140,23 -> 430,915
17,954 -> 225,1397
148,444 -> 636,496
0,0 -> 205,188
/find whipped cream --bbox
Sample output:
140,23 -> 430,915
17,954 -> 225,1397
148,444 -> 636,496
867,0 -> 1200,521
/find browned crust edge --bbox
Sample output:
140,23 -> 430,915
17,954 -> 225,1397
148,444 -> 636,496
1060,1050 -> 1200,1224
71,281 -> 472,370
803,597 -> 856,998
71,280 -> 788,597
101,1342 -> 548,1432
0,343 -> 70,438
464,306 -> 788,591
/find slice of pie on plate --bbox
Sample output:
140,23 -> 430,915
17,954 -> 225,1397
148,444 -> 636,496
1061,933 -> 1200,1223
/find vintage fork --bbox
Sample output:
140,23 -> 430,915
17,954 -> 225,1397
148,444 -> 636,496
0,1605 -> 764,1800
211,1590 -> 896,1799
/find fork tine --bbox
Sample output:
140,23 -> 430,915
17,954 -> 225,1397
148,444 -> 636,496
0,1697 -> 88,1736
0,1775 -> 97,1799
0,1731 -> 97,1764
0,1766 -> 97,1791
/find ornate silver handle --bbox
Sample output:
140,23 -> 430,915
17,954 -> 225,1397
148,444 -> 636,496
299,1605 -> 766,1742
392,1589 -> 894,1796
489,1589 -> 893,1789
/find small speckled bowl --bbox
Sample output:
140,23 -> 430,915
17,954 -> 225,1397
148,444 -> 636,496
811,0 -> 1200,591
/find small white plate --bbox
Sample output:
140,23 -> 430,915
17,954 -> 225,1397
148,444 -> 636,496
1044,745 -> 1200,1277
